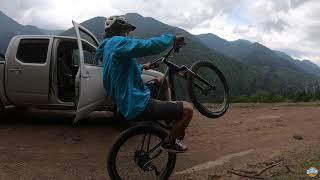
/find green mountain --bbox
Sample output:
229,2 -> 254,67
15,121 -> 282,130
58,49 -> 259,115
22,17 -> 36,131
0,10 -> 44,54
273,50 -> 320,76
197,33 -> 320,77
297,60 -> 320,75
40,29 -> 64,35
61,13 -> 320,101
197,34 -> 254,60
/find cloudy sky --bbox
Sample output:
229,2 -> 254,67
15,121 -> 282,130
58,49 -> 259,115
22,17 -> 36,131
1,0 -> 319,64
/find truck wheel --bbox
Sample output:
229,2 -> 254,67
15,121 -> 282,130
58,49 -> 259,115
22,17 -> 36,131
15,106 -> 29,111
0,101 -> 4,114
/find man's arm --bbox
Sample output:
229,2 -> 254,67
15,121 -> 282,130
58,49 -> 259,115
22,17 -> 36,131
113,34 -> 176,59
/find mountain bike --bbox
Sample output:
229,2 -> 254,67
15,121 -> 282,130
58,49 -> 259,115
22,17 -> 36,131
107,45 -> 229,179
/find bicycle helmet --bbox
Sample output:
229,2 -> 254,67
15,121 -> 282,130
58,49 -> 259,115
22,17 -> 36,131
105,15 -> 136,33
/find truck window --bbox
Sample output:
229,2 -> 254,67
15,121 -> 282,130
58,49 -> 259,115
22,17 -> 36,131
63,28 -> 98,47
0,53 -> 4,62
16,39 -> 49,64
82,42 -> 101,66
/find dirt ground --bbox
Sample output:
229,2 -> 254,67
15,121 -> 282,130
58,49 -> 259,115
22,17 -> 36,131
0,103 -> 320,180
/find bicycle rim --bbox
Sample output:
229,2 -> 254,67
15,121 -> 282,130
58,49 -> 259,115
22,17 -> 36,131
188,61 -> 229,118
107,125 -> 176,180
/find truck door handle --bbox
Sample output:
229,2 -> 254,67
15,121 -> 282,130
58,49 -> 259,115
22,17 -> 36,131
9,68 -> 22,73
82,71 -> 90,78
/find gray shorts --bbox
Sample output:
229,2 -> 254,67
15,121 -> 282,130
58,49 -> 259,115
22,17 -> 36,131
134,98 -> 183,121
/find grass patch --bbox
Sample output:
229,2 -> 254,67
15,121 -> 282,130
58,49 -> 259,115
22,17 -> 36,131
272,148 -> 320,179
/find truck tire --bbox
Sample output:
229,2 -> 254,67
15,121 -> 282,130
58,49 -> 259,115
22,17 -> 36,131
15,106 -> 29,111
0,101 -> 4,114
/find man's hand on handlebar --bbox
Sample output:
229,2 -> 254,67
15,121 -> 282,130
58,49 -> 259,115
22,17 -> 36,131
143,60 -> 162,70
174,36 -> 185,52
142,62 -> 153,70
142,36 -> 185,70
175,36 -> 185,46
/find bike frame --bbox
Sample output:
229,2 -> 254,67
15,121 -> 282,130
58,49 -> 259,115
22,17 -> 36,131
152,47 -> 216,102
149,46 -> 217,130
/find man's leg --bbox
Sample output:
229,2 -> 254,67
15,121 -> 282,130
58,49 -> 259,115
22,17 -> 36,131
152,77 -> 194,152
153,77 -> 193,140
134,97 -> 193,153
160,101 -> 193,153
169,101 -> 193,140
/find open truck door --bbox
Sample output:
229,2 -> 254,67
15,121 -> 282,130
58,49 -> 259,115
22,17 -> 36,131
72,21 -> 107,123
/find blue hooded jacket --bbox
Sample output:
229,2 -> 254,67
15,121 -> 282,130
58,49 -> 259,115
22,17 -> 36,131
96,34 -> 175,120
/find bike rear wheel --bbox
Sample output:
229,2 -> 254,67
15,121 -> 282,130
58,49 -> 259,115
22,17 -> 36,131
187,60 -> 229,118
107,124 -> 176,180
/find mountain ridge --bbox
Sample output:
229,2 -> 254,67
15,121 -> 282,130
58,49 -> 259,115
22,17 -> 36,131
196,33 -> 320,76
0,10 -> 44,53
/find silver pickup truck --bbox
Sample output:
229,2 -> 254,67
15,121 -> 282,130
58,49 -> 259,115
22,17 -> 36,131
0,21 -> 169,122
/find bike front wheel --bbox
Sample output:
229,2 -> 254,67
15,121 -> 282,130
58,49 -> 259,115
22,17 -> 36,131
107,124 -> 176,180
187,60 -> 229,118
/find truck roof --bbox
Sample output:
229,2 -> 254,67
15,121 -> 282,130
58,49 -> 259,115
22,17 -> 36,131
13,35 -> 77,40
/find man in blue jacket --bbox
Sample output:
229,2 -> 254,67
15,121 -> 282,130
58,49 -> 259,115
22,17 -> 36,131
96,15 -> 193,153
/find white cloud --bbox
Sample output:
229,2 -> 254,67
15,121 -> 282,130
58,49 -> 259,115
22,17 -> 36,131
0,0 -> 319,65
190,0 -> 320,64
0,0 -> 119,29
